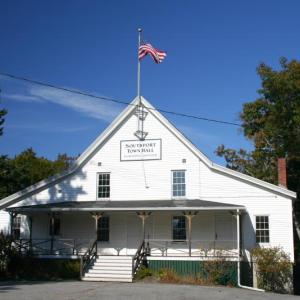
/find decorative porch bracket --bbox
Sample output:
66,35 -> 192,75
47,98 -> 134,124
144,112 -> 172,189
137,212 -> 152,240
183,211 -> 198,257
90,212 -> 104,240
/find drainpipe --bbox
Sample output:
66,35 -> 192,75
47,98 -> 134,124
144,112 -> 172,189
236,209 -> 264,292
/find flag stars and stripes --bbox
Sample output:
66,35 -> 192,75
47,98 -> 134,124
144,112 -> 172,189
138,43 -> 167,64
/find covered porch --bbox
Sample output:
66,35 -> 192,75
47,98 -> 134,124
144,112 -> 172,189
7,200 -> 245,260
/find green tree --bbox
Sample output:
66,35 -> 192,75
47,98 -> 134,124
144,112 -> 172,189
0,149 -> 75,199
216,58 -> 300,251
0,105 -> 7,136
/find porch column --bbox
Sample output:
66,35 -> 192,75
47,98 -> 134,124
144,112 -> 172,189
183,211 -> 198,257
137,212 -> 151,241
91,212 -> 103,240
29,216 -> 33,252
9,212 -> 17,238
236,209 -> 241,285
50,213 -> 54,255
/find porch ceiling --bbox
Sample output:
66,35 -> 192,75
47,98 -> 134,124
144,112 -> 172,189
7,199 -> 245,213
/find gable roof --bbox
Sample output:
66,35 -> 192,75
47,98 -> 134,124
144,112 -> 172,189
0,96 -> 296,209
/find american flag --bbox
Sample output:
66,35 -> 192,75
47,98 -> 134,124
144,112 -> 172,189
138,43 -> 167,64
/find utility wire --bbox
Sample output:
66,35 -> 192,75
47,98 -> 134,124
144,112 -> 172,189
0,71 -> 242,127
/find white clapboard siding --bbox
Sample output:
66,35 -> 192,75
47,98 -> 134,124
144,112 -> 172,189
0,211 -> 10,234
12,108 -> 200,206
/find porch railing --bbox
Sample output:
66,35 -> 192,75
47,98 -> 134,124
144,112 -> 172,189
80,239 -> 98,279
145,239 -> 238,257
132,240 -> 146,276
12,238 -> 94,256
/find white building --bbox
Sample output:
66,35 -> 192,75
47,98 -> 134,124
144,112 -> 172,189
0,96 -> 296,284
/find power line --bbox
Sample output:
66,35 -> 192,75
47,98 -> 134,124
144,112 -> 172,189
0,71 -> 242,127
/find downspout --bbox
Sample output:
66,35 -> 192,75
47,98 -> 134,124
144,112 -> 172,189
236,209 -> 264,292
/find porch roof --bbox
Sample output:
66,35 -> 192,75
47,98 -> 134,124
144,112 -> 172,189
7,199 -> 245,213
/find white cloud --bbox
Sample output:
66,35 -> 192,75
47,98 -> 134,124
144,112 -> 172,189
5,84 -> 122,122
5,93 -> 44,102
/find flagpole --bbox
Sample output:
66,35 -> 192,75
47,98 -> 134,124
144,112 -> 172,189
137,28 -> 142,102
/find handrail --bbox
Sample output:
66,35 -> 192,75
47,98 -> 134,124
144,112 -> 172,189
11,238 -> 93,256
132,240 -> 146,276
80,239 -> 98,279
144,238 -> 238,257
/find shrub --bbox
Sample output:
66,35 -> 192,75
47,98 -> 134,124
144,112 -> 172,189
0,233 -> 17,278
201,259 -> 236,286
251,246 -> 293,293
158,268 -> 181,283
7,257 -> 80,280
135,265 -> 152,280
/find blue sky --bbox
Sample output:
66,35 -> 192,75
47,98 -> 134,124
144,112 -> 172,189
0,0 -> 300,164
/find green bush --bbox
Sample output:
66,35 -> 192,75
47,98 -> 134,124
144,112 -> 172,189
0,233 -> 16,278
0,233 -> 82,280
135,265 -> 152,280
251,247 -> 293,293
157,268 -> 181,283
7,257 -> 81,280
201,260 -> 236,286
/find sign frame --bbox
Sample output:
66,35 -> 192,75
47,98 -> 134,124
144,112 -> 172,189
120,139 -> 162,162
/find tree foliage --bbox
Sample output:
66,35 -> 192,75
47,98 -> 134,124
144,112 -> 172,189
216,58 -> 300,188
0,148 -> 75,199
0,104 -> 7,136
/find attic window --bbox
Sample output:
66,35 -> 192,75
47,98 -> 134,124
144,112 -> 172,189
172,170 -> 186,197
97,173 -> 110,199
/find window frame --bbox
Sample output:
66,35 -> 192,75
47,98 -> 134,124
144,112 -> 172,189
97,172 -> 111,199
172,215 -> 187,241
97,216 -> 110,242
255,215 -> 270,244
171,170 -> 186,198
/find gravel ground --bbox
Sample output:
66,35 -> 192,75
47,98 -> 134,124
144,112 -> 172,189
0,281 -> 299,300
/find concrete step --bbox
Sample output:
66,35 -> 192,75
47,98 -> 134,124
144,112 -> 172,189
84,273 -> 132,279
94,259 -> 132,264
82,255 -> 134,283
97,256 -> 133,260
93,262 -> 132,267
82,277 -> 132,282
88,269 -> 132,275
92,265 -> 132,270
95,258 -> 132,262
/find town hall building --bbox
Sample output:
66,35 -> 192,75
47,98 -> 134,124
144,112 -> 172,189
0,96 -> 296,285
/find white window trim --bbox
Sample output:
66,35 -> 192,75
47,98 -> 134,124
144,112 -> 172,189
96,172 -> 111,200
254,214 -> 271,245
171,170 -> 187,199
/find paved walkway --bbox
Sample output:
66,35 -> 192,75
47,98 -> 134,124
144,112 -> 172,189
0,281 -> 298,300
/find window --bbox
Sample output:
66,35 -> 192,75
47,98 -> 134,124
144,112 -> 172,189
98,173 -> 110,198
256,216 -> 269,243
49,217 -> 61,236
97,216 -> 109,242
12,216 -> 21,239
172,216 -> 186,241
172,170 -> 186,197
